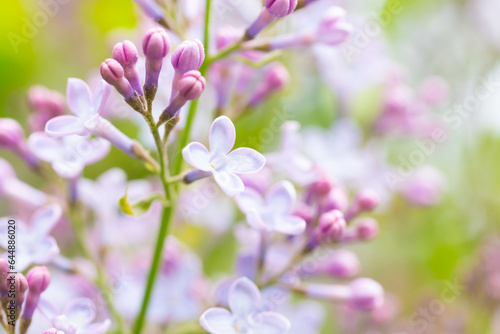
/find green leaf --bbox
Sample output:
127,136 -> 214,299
119,189 -> 166,216
119,190 -> 134,216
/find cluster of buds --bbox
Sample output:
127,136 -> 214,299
0,260 -> 51,334
101,28 -> 206,127
26,85 -> 65,132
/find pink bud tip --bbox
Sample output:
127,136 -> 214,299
43,328 -> 65,334
356,217 -> 379,240
0,118 -> 25,150
27,266 -> 51,294
179,70 -> 206,101
318,210 -> 346,241
171,39 -> 205,73
100,58 -> 125,83
349,278 -> 384,311
113,40 -> 139,66
265,63 -> 290,91
265,0 -> 298,17
355,189 -> 379,211
321,250 -> 360,277
143,28 -> 170,60
27,85 -> 65,116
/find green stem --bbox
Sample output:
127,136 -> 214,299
133,113 -> 176,334
68,203 -> 126,333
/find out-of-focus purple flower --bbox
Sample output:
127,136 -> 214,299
401,166 -> 445,206
114,237 -> 206,322
200,277 -> 290,334
27,85 -> 65,132
46,78 -> 138,158
143,28 -> 171,91
301,278 -> 384,311
355,218 -> 379,241
349,278 -> 384,311
0,158 -> 50,208
113,40 -> 143,96
0,118 -> 39,167
236,181 -> 306,235
132,0 -> 165,21
38,298 -> 111,334
23,266 -> 51,321
28,133 -> 110,179
417,76 -> 449,106
0,205 -> 61,271
182,116 -> 265,196
345,189 -> 379,220
266,121 -> 316,185
316,7 -> 352,46
313,249 -> 361,278
5,273 -> 29,317
248,63 -> 290,107
43,329 -> 65,334
314,210 -> 346,242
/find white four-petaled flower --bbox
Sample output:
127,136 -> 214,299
236,181 -> 306,235
200,277 -> 290,334
183,116 -> 266,197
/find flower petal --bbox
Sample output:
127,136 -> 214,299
213,170 -> 244,197
235,188 -> 264,214
228,277 -> 260,319
45,115 -> 86,138
67,78 -> 93,116
266,181 -> 296,215
80,138 -> 111,165
272,215 -> 306,235
182,142 -> 211,171
28,132 -> 64,162
245,209 -> 270,231
82,319 -> 112,334
64,298 -> 96,327
253,312 -> 291,334
52,161 -> 84,179
30,204 -> 62,238
226,148 -> 266,174
209,116 -> 235,158
30,236 -> 60,265
93,80 -> 111,115
199,307 -> 236,334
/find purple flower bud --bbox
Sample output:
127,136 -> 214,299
316,210 -> 346,242
249,63 -> 290,106
319,187 -> 349,213
316,7 -> 353,46
5,273 -> 28,308
143,28 -> 171,93
27,85 -> 65,131
0,118 -> 25,150
355,218 -> 379,241
24,266 -> 51,320
356,189 -> 379,211
265,0 -> 298,18
301,282 -> 350,301
179,70 -> 206,101
246,9 -> 277,39
171,39 -> 205,74
100,59 -> 135,100
0,118 -> 39,168
315,250 -> 361,278
113,40 -> 143,95
349,278 -> 384,311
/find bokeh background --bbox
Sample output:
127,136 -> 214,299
2,0 -> 500,332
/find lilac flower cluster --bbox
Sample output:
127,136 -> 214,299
0,0 -> 451,333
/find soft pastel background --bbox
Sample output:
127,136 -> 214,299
1,0 -> 500,332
